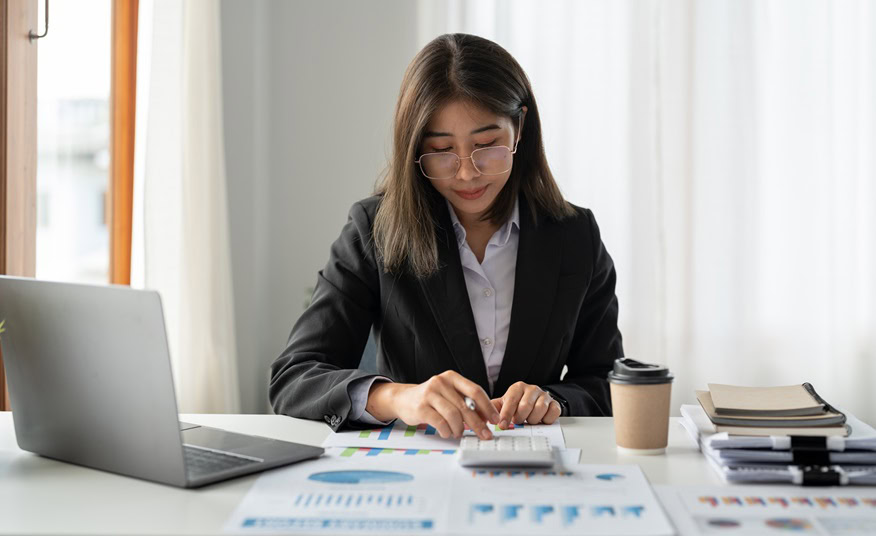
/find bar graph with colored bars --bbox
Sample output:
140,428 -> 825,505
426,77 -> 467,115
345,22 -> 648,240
357,423 -> 523,439
469,503 -> 647,526
358,423 -> 442,440
470,469 -> 574,478
340,447 -> 456,457
293,492 -> 418,509
696,495 -> 876,510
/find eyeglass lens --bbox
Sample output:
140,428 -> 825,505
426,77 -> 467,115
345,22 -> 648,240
420,146 -> 513,180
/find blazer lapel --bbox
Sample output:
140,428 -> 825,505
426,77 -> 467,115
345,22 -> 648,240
418,200 -> 491,393
493,199 -> 563,397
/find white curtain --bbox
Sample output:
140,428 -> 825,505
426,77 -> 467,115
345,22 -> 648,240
418,0 -> 876,423
131,0 -> 240,413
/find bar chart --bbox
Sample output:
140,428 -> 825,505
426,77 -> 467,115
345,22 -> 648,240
323,422 -> 461,450
467,503 -> 647,526
338,447 -> 456,457
292,492 -> 419,509
468,469 -> 575,479
357,424 -> 443,440
323,420 -> 566,450
657,486 -> 876,536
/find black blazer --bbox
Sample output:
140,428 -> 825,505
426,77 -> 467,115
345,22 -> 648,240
269,193 -> 623,431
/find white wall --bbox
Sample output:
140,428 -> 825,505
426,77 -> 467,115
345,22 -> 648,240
221,2 -> 876,424
221,1 -> 419,413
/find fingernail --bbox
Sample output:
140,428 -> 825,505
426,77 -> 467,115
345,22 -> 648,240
499,419 -> 508,429
480,428 -> 491,440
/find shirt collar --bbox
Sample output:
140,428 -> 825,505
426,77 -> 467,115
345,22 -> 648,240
446,196 -> 520,249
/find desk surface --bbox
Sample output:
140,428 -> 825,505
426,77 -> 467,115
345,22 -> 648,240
0,412 -> 721,534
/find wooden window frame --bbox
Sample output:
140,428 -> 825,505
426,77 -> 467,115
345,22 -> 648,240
110,0 -> 138,286
1,0 -> 39,411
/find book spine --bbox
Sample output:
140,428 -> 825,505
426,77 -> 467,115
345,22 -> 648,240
802,382 -> 846,423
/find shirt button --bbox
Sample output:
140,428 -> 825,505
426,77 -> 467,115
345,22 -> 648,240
483,337 -> 493,346
483,288 -> 493,297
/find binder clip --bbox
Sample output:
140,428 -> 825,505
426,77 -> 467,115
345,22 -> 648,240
797,465 -> 842,486
788,436 -> 841,485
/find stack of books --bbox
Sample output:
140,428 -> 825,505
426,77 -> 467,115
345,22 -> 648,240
681,383 -> 876,485
695,383 -> 848,436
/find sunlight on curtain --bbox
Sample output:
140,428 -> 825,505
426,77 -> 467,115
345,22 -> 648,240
131,0 -> 240,413
418,0 -> 876,423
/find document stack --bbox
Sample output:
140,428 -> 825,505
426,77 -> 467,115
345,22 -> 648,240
681,383 -> 876,486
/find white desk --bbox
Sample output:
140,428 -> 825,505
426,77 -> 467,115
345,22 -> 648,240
0,413 -> 721,534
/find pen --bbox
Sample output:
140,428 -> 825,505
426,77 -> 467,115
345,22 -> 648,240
464,396 -> 476,411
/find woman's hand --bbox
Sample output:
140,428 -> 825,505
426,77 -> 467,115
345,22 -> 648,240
491,381 -> 562,428
366,371 -> 500,440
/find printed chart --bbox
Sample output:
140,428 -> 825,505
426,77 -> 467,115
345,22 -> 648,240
448,463 -> 673,535
322,420 -> 565,450
289,491 -> 420,510
655,485 -> 876,536
323,422 -> 458,451
224,455 -> 450,534
467,503 -> 648,525
224,451 -> 672,535
337,447 -> 456,457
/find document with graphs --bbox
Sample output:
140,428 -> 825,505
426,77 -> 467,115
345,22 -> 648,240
224,448 -> 673,535
321,420 -> 566,450
656,485 -> 876,535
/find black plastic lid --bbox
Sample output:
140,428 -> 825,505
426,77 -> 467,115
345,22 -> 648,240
607,358 -> 674,385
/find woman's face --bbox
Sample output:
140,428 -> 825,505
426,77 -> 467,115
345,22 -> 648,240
419,100 -> 521,222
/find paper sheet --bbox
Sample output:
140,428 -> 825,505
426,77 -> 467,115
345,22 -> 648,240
655,485 -> 876,535
322,420 -> 565,450
447,463 -> 674,535
223,454 -> 452,534
225,452 -> 673,535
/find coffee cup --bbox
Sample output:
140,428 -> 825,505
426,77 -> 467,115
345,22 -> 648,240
607,358 -> 674,455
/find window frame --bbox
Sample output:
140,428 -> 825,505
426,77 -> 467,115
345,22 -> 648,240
1,0 -> 39,411
109,0 -> 138,285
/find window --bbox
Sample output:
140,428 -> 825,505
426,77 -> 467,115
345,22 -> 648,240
35,0 -> 112,284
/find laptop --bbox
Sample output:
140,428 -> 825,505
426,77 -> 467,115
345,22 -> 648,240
0,276 -> 324,488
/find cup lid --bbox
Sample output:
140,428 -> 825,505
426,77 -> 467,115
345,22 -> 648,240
607,358 -> 674,385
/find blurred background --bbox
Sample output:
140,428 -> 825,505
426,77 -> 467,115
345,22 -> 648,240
36,0 -> 876,423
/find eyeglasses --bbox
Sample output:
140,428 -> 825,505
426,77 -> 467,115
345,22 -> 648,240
414,116 -> 522,180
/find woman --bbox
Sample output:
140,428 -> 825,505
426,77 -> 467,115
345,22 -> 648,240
270,34 -> 623,441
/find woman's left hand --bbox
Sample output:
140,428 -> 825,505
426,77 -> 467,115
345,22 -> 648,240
491,381 -> 562,429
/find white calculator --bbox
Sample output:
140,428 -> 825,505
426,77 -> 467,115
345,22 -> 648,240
456,436 -> 554,468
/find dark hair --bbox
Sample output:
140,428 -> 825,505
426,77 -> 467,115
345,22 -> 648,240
373,33 -> 574,277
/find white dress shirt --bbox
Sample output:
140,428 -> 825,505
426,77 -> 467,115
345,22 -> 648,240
348,197 -> 520,425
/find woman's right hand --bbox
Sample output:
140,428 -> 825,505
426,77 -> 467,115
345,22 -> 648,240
366,371 -> 500,440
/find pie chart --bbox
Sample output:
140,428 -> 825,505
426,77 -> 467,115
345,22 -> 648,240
308,470 -> 414,484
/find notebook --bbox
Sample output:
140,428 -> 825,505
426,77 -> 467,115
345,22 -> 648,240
707,383 -> 827,416
696,390 -> 847,429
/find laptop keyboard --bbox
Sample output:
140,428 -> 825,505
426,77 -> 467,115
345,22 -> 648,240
183,444 -> 263,478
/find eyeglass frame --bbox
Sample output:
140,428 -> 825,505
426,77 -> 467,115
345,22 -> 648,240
413,115 -> 523,180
